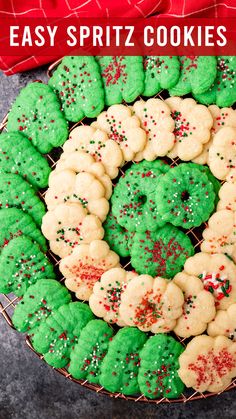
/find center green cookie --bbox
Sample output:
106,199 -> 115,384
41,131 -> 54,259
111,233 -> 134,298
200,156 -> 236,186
68,319 -> 113,384
100,327 -> 147,395
194,56 -> 236,107
32,302 -> 94,368
0,236 -> 55,296
103,210 -> 133,258
0,132 -> 51,189
169,56 -> 217,96
96,56 -> 144,105
143,56 -> 180,97
131,224 -> 194,279
111,160 -> 170,232
7,82 -> 68,153
155,163 -> 216,229
138,334 -> 184,399
0,208 -> 46,252
49,56 -> 104,122
189,162 -> 221,205
0,173 -> 45,226
12,279 -> 71,333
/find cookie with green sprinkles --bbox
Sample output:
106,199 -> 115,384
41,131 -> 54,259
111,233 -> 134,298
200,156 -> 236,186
0,236 -> 55,296
155,163 -> 216,229
32,302 -> 94,368
68,319 -> 113,384
194,56 -> 236,107
111,159 -> 170,232
12,279 -> 71,333
100,327 -> 147,395
0,208 -> 46,252
131,224 -> 194,279
0,173 -> 45,226
0,131 -> 51,189
96,56 -> 144,105
103,211 -> 133,258
7,82 -> 68,153
138,334 -> 185,399
143,56 -> 180,97
48,56 -> 104,122
169,56 -> 217,96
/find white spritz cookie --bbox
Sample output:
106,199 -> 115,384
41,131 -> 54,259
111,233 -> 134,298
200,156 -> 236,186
59,240 -> 120,300
165,97 -> 213,161
91,104 -> 146,161
119,275 -> 184,333
89,267 -> 137,326
217,181 -> 236,211
208,126 -> 236,182
208,304 -> 236,341
42,203 -> 104,258
132,98 -> 175,161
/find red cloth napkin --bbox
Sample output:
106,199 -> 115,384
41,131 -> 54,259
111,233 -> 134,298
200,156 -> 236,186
0,0 -> 236,75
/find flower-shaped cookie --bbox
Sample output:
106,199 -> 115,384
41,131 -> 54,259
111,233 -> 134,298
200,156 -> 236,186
91,104 -> 146,161
208,126 -> 236,182
217,182 -> 236,211
184,252 -> 236,310
42,203 -> 104,258
201,210 -> 236,262
173,272 -> 215,338
193,105 -> 236,165
44,170 -> 109,221
165,97 -> 213,161
63,125 -> 123,179
59,240 -> 120,300
208,304 -> 236,341
119,275 -> 184,333
132,98 -> 175,161
89,267 -> 137,326
178,335 -> 236,392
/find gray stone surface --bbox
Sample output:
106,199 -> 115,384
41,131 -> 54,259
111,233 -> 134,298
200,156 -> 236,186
0,68 -> 236,419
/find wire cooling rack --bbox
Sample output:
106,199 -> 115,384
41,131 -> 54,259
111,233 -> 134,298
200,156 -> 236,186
1,65 -> 236,404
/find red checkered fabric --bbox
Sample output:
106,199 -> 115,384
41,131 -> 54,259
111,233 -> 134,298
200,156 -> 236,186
1,0 -> 236,75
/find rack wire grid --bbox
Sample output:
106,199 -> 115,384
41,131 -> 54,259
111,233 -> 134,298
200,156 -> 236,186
1,60 -> 236,404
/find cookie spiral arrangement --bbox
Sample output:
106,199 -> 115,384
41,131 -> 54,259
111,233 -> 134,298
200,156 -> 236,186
2,55 -> 236,399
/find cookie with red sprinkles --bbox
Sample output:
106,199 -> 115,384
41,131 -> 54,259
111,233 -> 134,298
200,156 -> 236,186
0,132 -> 51,189
138,334 -> 185,399
155,163 -> 216,229
96,56 -> 144,105
0,173 -> 46,227
169,56 -> 217,96
0,236 -> 55,296
100,327 -> 147,395
48,56 -> 104,122
12,279 -> 71,333
68,319 -> 113,384
130,224 -> 194,279
194,56 -> 236,107
32,302 -> 94,368
143,56 -> 180,97
7,82 -> 68,154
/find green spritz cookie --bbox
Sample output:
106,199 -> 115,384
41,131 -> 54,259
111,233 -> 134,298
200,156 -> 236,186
143,56 -> 180,97
100,327 -> 147,395
169,56 -> 217,96
112,160 -> 170,232
7,82 -> 68,153
96,56 -> 144,105
49,56 -> 104,122
131,224 -> 194,279
0,173 -> 45,226
194,56 -> 236,107
0,236 -> 55,296
189,162 -> 221,204
12,279 -> 71,333
138,334 -> 184,399
68,320 -> 113,384
0,208 -> 46,252
103,211 -> 132,258
155,163 -> 216,229
32,302 -> 94,368
0,132 -> 51,189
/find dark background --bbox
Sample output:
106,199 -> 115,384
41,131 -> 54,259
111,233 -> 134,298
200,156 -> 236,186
0,68 -> 236,419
